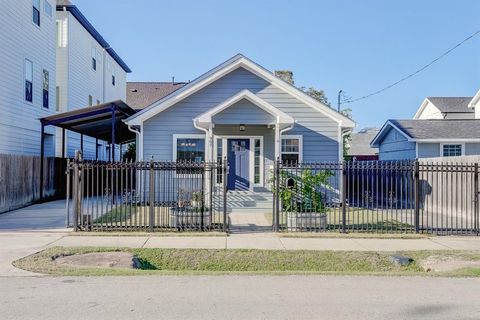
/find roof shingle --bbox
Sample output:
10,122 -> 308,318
427,97 -> 473,113
391,119 -> 480,140
126,82 -> 185,110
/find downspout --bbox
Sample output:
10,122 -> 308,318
193,119 -> 211,161
127,123 -> 141,160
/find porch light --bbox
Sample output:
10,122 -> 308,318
239,124 -> 246,131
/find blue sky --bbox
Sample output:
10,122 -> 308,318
76,0 -> 479,129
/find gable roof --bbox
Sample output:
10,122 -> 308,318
468,89 -> 480,109
194,89 -> 294,127
427,97 -> 473,113
126,82 -> 185,110
124,54 -> 355,128
56,0 -> 131,73
347,128 -> 379,156
371,119 -> 480,147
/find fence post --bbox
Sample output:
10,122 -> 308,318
65,158 -> 70,228
73,150 -> 83,232
148,158 -> 154,232
341,161 -> 347,233
474,163 -> 479,236
222,156 -> 228,232
274,158 -> 280,232
414,160 -> 420,234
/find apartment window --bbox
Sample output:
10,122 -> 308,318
25,59 -> 33,102
281,136 -> 302,164
32,0 -> 40,26
55,86 -> 60,111
91,47 -> 97,71
44,0 -> 52,17
442,144 -> 462,157
42,69 -> 49,108
88,95 -> 93,106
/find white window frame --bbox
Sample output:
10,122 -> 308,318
24,58 -> 33,104
441,143 -> 465,157
91,47 -> 97,71
44,0 -> 52,18
281,135 -> 303,163
42,68 -> 49,108
32,0 -> 41,27
88,95 -> 93,106
172,134 -> 206,162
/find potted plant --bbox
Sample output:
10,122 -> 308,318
170,190 -> 211,229
274,169 -> 332,231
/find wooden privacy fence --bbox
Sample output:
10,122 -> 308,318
0,154 -> 67,214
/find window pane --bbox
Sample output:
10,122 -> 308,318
56,21 -> 62,46
254,139 -> 260,184
33,0 -> 40,8
176,138 -> 205,162
281,138 -> 299,153
32,7 -> 40,26
55,86 -> 60,111
44,0 -> 52,16
442,144 -> 462,157
216,138 -> 223,183
281,154 -> 299,165
25,60 -> 33,102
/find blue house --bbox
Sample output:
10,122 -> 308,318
125,54 -> 355,191
371,119 -> 480,160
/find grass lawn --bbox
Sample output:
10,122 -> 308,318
13,247 -> 480,277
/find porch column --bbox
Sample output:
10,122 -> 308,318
207,123 -> 214,162
274,123 -> 280,160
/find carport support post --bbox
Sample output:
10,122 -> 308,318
95,138 -> 98,160
39,122 -> 45,201
414,160 -> 420,233
111,103 -> 116,161
62,128 -> 65,159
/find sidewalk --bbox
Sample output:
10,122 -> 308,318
1,231 -> 479,276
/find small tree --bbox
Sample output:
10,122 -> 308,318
122,143 -> 136,161
274,70 -> 294,85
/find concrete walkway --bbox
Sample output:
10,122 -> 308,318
0,200 -> 67,231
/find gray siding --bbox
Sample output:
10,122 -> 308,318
212,99 -> 275,125
143,67 -> 340,161
417,143 -> 440,158
465,143 -> 480,155
378,127 -> 416,160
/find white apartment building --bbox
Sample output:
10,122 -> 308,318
0,0 -> 131,160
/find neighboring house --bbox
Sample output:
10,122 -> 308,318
56,0 -> 131,160
371,119 -> 480,160
125,54 -> 355,191
0,0 -> 130,160
0,0 -> 57,156
414,97 -> 474,120
373,92 -> 480,160
346,128 -> 379,160
126,82 -> 185,110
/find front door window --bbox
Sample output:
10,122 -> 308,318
227,139 -> 250,190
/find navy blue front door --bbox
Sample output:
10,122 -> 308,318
227,139 -> 250,190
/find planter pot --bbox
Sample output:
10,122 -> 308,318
170,207 -> 211,229
286,212 -> 327,231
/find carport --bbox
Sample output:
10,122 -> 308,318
39,100 -> 138,200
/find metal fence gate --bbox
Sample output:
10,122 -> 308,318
273,160 -> 480,235
66,151 -> 228,232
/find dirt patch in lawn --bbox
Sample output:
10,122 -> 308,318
420,255 -> 480,272
55,252 -> 139,269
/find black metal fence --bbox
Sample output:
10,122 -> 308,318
273,160 -> 479,235
67,151 -> 228,232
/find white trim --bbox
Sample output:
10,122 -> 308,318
214,135 -> 264,190
416,139 -> 480,143
440,142 -> 465,157
172,134 -> 206,162
194,89 -> 294,126
468,89 -> 480,109
125,54 -> 355,128
281,135 -> 303,163
413,98 -> 431,119
371,120 -> 413,147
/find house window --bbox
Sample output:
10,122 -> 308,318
55,86 -> 60,111
25,59 -> 33,102
175,136 -> 205,163
254,138 -> 261,184
281,136 -> 302,164
88,95 -> 93,106
44,0 -> 52,17
42,69 -> 49,108
111,68 -> 116,86
442,144 -> 462,157
91,47 -> 97,71
32,0 -> 40,26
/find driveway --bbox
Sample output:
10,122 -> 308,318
0,200 -> 67,231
